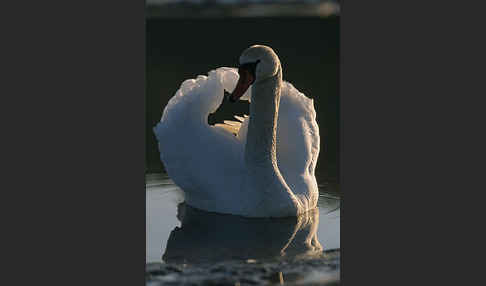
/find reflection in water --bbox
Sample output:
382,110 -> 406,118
163,203 -> 322,264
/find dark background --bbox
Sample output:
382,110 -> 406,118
146,16 -> 340,183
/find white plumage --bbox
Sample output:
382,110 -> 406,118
154,46 -> 320,217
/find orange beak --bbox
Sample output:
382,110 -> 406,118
230,68 -> 254,102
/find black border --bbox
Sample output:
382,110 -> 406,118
4,0 -> 483,285
341,1 -> 485,284
3,0 -> 146,284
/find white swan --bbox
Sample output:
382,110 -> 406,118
153,45 -> 320,217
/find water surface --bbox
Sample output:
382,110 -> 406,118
146,173 -> 340,264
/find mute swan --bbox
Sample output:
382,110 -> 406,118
153,45 -> 320,217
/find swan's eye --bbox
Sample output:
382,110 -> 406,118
238,60 -> 260,79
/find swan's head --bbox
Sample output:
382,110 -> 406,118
230,45 -> 281,102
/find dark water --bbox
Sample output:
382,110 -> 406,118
146,16 -> 340,183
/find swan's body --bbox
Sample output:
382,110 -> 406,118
154,45 -> 320,217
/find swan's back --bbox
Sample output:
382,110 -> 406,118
154,67 -> 320,216
278,82 -> 319,207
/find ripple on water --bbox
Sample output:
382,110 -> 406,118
146,173 -> 340,285
146,173 -> 340,263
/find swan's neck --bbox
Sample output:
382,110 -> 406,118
245,67 -> 300,215
245,69 -> 281,169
